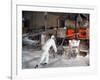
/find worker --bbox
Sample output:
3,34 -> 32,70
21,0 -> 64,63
69,36 -> 80,58
34,35 -> 57,68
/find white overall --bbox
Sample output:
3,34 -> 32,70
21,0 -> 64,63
39,37 -> 57,64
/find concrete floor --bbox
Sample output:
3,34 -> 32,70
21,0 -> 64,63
22,46 -> 89,69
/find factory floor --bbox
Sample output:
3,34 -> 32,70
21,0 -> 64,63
22,45 -> 89,69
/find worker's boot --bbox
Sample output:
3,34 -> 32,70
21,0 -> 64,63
34,65 -> 38,68
43,63 -> 47,65
40,63 -> 47,65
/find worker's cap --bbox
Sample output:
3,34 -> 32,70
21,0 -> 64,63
51,35 -> 55,39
